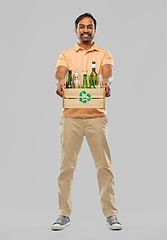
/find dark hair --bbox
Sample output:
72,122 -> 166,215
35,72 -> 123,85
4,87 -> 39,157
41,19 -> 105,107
75,13 -> 97,29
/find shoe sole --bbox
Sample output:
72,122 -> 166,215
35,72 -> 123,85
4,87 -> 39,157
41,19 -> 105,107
106,222 -> 122,230
51,222 -> 71,230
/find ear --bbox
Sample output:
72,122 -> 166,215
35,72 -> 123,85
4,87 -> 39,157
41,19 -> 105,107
75,28 -> 77,35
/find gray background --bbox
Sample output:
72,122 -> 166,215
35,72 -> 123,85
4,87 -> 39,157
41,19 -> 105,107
0,0 -> 166,239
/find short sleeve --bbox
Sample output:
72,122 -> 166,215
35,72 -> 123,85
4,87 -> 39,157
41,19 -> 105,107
56,52 -> 69,68
102,50 -> 114,69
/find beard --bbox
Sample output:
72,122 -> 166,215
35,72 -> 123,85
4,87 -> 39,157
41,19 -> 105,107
81,38 -> 92,42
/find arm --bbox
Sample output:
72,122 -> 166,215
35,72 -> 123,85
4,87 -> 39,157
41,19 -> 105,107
55,66 -> 68,97
102,64 -> 114,97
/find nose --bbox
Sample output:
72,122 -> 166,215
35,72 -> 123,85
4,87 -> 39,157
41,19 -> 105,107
84,26 -> 89,32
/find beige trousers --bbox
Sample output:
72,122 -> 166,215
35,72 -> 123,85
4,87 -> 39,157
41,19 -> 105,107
58,116 -> 118,217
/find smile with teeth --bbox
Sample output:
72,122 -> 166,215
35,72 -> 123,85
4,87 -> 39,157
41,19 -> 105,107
82,34 -> 90,37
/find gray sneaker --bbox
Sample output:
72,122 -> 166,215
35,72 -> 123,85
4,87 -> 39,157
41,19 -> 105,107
106,216 -> 122,230
51,215 -> 71,230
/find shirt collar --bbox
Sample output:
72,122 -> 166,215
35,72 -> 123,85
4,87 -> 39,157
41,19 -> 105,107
75,42 -> 99,52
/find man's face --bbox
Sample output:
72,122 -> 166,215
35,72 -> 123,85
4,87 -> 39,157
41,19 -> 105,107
75,17 -> 96,43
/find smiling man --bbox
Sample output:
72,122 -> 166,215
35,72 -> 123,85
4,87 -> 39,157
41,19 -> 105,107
76,17 -> 95,43
52,13 -> 122,231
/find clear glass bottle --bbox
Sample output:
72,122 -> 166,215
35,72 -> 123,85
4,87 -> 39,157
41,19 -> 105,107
96,74 -> 102,88
73,71 -> 80,88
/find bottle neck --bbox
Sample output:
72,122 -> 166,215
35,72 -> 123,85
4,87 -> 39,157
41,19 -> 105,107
92,63 -> 96,68
83,76 -> 87,84
67,74 -> 72,88
82,75 -> 88,87
90,75 -> 95,87
92,63 -> 96,72
68,74 -> 72,81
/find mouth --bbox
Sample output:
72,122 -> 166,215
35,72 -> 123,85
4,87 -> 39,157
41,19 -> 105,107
81,34 -> 91,38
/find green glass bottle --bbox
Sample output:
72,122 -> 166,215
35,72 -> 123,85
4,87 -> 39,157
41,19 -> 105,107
89,74 -> 96,88
81,74 -> 88,88
66,70 -> 72,88
90,61 -> 97,87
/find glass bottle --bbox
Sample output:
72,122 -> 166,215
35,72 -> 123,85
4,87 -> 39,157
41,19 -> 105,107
96,74 -> 102,88
81,70 -> 89,87
66,70 -> 72,88
73,71 -> 80,88
90,61 -> 97,87
89,74 -> 96,88
81,74 -> 88,88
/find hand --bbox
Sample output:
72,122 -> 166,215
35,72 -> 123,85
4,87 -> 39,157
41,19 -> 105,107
103,82 -> 111,97
56,83 -> 64,97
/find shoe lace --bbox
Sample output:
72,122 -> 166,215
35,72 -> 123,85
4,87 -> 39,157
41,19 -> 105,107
56,215 -> 68,224
111,216 -> 120,224
56,215 -> 64,223
112,216 -> 118,221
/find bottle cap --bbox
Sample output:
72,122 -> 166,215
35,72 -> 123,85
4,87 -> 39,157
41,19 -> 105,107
92,62 -> 96,68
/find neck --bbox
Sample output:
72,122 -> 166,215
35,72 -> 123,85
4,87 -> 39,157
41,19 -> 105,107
77,41 -> 94,50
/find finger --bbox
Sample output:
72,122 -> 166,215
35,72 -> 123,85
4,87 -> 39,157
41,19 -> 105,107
56,89 -> 62,97
105,85 -> 109,96
56,89 -> 60,96
106,88 -> 111,97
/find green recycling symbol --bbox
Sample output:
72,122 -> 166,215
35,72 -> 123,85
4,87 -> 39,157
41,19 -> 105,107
78,90 -> 92,104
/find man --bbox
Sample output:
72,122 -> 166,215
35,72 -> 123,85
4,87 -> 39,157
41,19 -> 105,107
51,13 -> 122,231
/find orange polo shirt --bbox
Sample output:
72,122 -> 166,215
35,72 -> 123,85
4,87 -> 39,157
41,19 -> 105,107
56,42 -> 114,118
